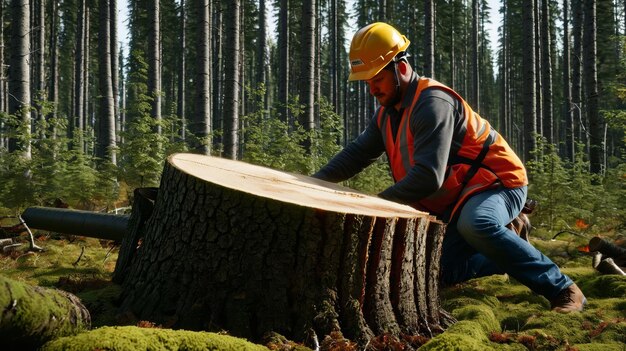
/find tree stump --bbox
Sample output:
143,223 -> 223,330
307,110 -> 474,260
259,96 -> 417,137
115,153 -> 452,345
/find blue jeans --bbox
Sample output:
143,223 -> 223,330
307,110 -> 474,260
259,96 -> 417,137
440,186 -> 572,299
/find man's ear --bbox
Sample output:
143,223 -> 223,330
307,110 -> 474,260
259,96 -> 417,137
398,60 -> 409,77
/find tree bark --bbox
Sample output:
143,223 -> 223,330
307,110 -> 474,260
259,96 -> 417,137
222,1 -> 240,159
115,153 -> 452,346
424,0 -> 435,79
73,0 -> 86,150
471,0 -> 479,110
299,0 -> 315,152
584,0 -> 602,174
541,0 -> 553,144
522,0 -> 537,161
148,0 -> 162,134
563,0 -> 574,161
278,0 -> 289,125
0,275 -> 90,350
8,0 -> 31,159
194,0 -> 211,155
98,0 -> 117,164
178,0 -> 187,141
572,0 -> 583,150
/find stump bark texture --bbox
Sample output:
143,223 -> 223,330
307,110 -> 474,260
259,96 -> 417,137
115,153 -> 452,345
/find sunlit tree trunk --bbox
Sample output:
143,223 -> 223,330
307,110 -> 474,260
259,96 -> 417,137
522,0 -> 537,161
110,0 -> 119,139
472,0 -> 480,111
148,0 -> 161,134
424,0 -> 435,78
73,0 -> 86,150
211,0 -> 221,147
48,0 -> 59,131
194,0 -> 211,155
256,0 -> 268,117
299,0 -> 315,152
222,0 -> 240,159
8,0 -> 31,159
563,0 -> 574,161
572,0 -> 583,150
534,0 -> 542,140
97,0 -> 116,164
541,0 -> 553,144
584,0 -> 602,174
0,4 -> 4,148
178,0 -> 186,141
278,0 -> 289,125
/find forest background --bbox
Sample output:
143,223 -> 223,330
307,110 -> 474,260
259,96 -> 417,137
0,0 -> 624,254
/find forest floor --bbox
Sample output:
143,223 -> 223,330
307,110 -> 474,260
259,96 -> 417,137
1,226 -> 625,350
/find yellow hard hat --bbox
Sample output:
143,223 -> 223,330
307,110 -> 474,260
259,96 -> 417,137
348,22 -> 410,81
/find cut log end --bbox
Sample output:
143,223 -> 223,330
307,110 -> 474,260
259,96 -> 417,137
116,153 -> 452,346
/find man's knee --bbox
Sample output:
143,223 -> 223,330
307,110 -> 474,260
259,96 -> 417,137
456,211 -> 499,240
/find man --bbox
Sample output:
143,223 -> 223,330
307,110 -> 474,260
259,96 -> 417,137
313,22 -> 586,313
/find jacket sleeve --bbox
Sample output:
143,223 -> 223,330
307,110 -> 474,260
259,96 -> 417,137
378,89 -> 458,204
312,114 -> 386,183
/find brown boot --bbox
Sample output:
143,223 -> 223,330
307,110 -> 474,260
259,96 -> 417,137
550,283 -> 587,313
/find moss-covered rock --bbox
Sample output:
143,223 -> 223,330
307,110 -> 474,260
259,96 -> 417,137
42,326 -> 270,351
0,274 -> 90,350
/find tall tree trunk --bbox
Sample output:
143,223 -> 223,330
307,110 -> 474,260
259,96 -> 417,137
256,0 -> 270,116
424,0 -> 435,78
72,0 -> 86,150
48,0 -> 59,129
329,0 -> 338,110
572,0 -> 583,151
178,0 -> 186,141
97,0 -> 116,165
0,3 -> 5,148
211,0 -> 221,147
9,0 -> 32,159
120,53 -> 126,144
522,0 -> 537,161
194,0 -> 211,155
541,0 -> 553,144
563,0 -> 574,161
110,0 -> 119,140
222,0 -> 240,159
35,0 -> 44,126
278,0 -> 289,125
299,0 -> 315,152
584,0 -> 602,174
534,0 -> 543,141
148,0 -> 161,134
84,5 -> 91,153
471,0 -> 479,111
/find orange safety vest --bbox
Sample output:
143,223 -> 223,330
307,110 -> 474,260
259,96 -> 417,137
376,77 -> 527,220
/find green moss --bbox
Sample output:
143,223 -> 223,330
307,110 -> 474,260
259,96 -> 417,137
568,343 -> 626,351
76,283 -> 122,327
589,321 -> 626,344
578,274 -> 626,298
453,304 -> 501,334
42,326 -> 270,351
0,274 -> 90,349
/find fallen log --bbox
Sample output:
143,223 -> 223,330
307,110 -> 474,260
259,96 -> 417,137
114,153 -> 452,345
0,275 -> 91,350
21,207 -> 129,241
